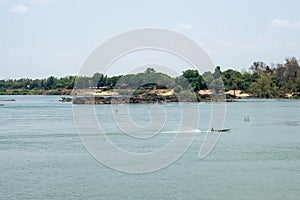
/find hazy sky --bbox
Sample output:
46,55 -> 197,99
1,0 -> 300,79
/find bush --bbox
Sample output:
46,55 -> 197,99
174,85 -> 183,93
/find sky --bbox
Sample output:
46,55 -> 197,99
1,0 -> 300,79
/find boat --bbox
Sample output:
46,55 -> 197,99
210,128 -> 231,132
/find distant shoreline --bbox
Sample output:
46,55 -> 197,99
1,61 -> 300,99
0,89 -> 72,96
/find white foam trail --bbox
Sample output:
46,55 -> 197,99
157,129 -> 202,134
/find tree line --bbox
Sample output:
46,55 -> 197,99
1,57 -> 300,98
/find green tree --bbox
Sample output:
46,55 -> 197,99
182,69 -> 206,92
175,76 -> 191,90
45,76 -> 57,89
91,73 -> 107,88
145,68 -> 156,74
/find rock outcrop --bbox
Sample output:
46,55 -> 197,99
73,92 -> 199,104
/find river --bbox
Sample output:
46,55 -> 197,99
0,96 -> 299,199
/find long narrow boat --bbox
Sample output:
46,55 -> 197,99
211,128 -> 231,132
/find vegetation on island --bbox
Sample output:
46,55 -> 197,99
1,57 -> 300,99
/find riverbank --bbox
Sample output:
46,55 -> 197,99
0,89 -> 72,95
1,89 -> 299,104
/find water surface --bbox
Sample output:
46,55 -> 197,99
0,96 -> 299,199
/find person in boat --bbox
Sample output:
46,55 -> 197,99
211,127 -> 214,131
